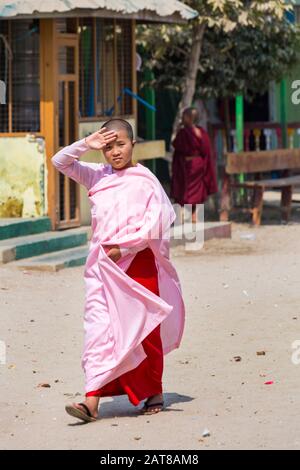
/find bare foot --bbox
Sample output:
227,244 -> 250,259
181,208 -> 185,224
192,207 -> 198,223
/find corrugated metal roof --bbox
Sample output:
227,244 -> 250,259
0,0 -> 198,20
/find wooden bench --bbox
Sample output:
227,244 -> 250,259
220,148 -> 300,225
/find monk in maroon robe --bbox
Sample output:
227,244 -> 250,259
170,107 -> 218,223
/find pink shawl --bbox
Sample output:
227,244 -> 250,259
82,163 -> 185,393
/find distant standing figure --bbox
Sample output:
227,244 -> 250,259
170,107 -> 218,223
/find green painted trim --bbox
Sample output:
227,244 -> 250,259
14,232 -> 87,260
0,217 -> 51,241
65,256 -> 88,268
13,246 -> 89,271
235,95 -> 245,195
236,95 -> 244,152
280,79 -> 288,148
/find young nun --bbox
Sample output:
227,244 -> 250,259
51,119 -> 185,423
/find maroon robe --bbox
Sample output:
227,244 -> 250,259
170,125 -> 218,206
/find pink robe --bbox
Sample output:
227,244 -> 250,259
51,139 -> 185,394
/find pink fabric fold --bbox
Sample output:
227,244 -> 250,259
51,140 -> 185,394
82,164 -> 185,393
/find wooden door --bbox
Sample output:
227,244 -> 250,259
55,36 -> 80,229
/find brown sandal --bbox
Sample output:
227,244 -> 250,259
65,402 -> 97,423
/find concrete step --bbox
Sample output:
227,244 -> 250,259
0,227 -> 89,263
171,221 -> 231,249
11,245 -> 89,272
3,222 -> 231,271
0,217 -> 52,240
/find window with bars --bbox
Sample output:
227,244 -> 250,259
56,18 -> 77,34
79,18 -> 133,119
116,20 -> 133,116
0,19 -> 40,133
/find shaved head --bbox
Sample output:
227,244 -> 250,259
182,107 -> 199,124
101,118 -> 134,141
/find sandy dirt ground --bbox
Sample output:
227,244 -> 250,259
1,198 -> 300,450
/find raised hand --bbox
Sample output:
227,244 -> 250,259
85,127 -> 118,151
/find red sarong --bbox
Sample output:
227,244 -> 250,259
86,247 -> 163,406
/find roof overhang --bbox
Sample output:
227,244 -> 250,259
0,1 -> 198,23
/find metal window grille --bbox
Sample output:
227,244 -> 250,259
0,20 -> 9,131
116,19 -> 133,116
79,18 -> 133,118
79,17 -> 94,117
0,19 -> 40,133
56,18 -> 77,34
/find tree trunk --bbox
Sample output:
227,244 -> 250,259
170,21 -> 206,144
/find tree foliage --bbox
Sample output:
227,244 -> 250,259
137,1 -> 300,102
